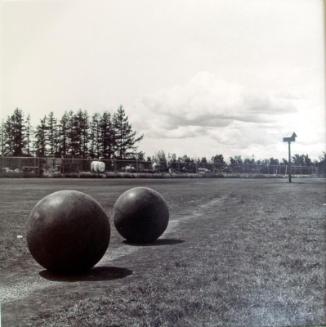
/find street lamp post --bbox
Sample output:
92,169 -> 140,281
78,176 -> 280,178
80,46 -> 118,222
283,132 -> 297,183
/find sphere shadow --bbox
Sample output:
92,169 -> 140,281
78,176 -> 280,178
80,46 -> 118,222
39,266 -> 132,282
123,238 -> 185,246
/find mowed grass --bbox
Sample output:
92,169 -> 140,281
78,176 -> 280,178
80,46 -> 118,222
1,178 -> 326,326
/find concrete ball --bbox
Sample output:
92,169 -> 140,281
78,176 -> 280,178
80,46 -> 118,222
26,190 -> 110,273
113,187 -> 169,244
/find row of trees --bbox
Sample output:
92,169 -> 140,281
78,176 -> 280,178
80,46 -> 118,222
0,107 -> 143,159
152,151 -> 325,173
1,108 -> 325,174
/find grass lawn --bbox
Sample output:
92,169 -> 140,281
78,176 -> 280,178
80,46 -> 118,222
0,178 -> 325,326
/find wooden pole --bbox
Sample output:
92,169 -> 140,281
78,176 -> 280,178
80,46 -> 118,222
288,141 -> 292,183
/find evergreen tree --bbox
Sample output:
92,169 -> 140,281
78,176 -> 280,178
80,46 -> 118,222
4,108 -> 26,156
3,118 -> 12,155
89,113 -> 101,159
58,111 -> 70,157
58,109 -> 89,158
25,114 -> 33,156
77,109 -> 90,158
0,120 -> 5,156
0,106 -> 144,159
100,111 -> 115,159
112,106 -> 143,159
67,111 -> 81,157
47,112 -> 59,157
34,116 -> 48,157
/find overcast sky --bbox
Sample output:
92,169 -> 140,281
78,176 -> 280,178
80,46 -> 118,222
0,0 -> 325,160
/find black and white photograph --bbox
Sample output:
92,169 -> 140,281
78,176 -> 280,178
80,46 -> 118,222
0,0 -> 325,326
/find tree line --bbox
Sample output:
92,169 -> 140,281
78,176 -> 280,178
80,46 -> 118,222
152,151 -> 325,174
0,107 -> 143,159
1,107 -> 325,174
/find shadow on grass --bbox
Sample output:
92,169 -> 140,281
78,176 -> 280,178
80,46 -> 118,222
39,266 -> 132,282
123,238 -> 185,246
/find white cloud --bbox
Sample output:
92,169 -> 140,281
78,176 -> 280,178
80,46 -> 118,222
137,71 -> 298,136
131,71 -> 324,159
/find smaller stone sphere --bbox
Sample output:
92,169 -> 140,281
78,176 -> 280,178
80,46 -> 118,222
26,190 -> 110,273
113,187 -> 169,244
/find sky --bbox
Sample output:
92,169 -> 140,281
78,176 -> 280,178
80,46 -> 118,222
0,0 -> 325,160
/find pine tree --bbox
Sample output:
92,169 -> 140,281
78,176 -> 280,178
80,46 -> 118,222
3,119 -> 11,155
4,108 -> 27,156
0,120 -> 5,156
76,109 -> 89,158
47,112 -> 59,157
100,111 -> 115,159
25,114 -> 33,156
67,110 -> 82,157
112,106 -> 143,159
34,116 -> 48,157
58,112 -> 70,157
89,113 -> 101,159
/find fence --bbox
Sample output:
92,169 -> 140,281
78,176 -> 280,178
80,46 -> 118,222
0,156 -> 322,177
0,157 -> 153,177
226,163 -> 319,175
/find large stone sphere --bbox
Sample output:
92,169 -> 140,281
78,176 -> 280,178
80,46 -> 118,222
26,190 -> 110,273
113,187 -> 169,244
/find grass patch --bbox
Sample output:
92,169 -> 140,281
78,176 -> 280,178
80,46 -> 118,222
1,178 -> 325,326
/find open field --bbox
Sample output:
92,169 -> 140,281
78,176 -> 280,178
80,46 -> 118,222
0,178 -> 325,326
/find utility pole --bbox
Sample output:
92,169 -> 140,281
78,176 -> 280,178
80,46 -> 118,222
283,132 -> 297,183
